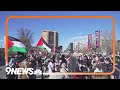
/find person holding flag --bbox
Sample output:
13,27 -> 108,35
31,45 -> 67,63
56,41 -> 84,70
5,36 -> 28,66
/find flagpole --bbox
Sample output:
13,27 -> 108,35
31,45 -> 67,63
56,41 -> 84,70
5,34 -> 8,66
99,30 -> 101,54
91,33 -> 92,48
4,36 -> 7,66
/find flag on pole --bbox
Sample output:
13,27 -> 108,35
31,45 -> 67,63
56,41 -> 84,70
4,36 -> 8,65
8,36 -> 28,53
36,37 -> 51,52
95,30 -> 100,48
90,34 -> 92,48
88,34 -> 91,51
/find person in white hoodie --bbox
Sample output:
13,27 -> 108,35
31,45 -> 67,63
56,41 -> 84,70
60,63 -> 69,79
48,59 -> 64,79
48,62 -> 53,79
48,59 -> 55,73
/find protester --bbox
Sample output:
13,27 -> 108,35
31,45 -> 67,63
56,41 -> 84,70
7,47 -> 117,79
60,63 -> 69,79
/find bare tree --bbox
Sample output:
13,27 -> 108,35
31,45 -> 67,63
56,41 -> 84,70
17,28 -> 34,49
101,30 -> 112,55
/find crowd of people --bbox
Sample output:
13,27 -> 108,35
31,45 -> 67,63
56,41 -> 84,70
72,53 -> 114,79
6,49 -> 120,79
6,50 -> 71,79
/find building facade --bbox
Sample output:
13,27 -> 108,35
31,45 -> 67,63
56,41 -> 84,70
42,30 -> 58,50
67,43 -> 73,53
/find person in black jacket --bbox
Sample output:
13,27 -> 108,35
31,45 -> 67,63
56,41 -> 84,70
37,55 -> 42,67
61,55 -> 67,64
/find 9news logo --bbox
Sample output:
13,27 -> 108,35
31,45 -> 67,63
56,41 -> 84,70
5,67 -> 38,75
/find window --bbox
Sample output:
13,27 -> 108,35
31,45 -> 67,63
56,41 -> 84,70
49,32 -> 54,44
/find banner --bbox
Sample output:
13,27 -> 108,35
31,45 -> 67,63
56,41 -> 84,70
95,31 -> 100,48
88,34 -> 91,51
90,34 -> 92,48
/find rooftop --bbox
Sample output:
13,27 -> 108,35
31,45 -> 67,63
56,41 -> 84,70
42,30 -> 58,33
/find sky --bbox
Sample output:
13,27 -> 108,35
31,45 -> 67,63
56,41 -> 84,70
0,11 -> 120,50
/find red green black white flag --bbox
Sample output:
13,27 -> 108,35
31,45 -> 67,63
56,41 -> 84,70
7,36 -> 28,53
36,37 -> 51,52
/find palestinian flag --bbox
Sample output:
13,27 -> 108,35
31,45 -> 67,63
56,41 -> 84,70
36,37 -> 51,52
8,36 -> 28,53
